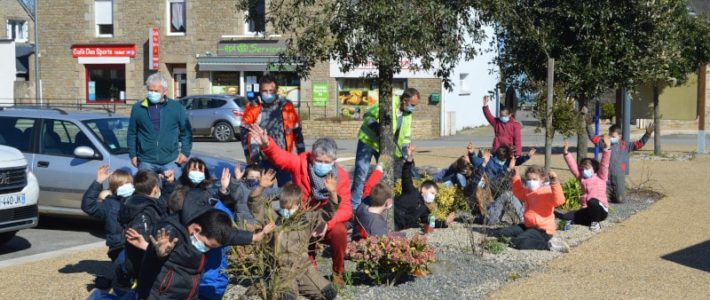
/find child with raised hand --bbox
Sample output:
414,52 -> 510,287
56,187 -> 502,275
561,136 -> 612,233
495,165 -> 569,252
218,163 -> 280,225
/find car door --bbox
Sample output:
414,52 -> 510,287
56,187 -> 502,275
180,97 -> 195,129
31,118 -> 108,214
189,97 -> 213,134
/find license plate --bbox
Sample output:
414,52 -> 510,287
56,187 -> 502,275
0,193 -> 26,210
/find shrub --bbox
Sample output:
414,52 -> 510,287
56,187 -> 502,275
393,176 -> 469,220
601,102 -> 615,121
346,235 -> 436,285
560,178 -> 582,210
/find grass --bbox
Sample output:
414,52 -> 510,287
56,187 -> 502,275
483,238 -> 511,255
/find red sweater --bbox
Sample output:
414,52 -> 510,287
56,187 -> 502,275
483,106 -> 522,155
512,175 -> 566,236
261,138 -> 352,229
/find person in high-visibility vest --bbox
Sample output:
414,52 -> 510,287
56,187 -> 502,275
350,88 -> 420,210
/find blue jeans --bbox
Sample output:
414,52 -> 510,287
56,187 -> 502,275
351,140 -> 380,210
138,161 -> 183,178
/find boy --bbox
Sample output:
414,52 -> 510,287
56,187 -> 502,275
354,183 -> 393,240
249,175 -> 337,300
217,163 -> 279,225
394,144 -> 455,231
496,165 -> 569,252
587,122 -> 654,203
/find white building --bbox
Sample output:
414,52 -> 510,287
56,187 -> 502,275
0,39 -> 16,106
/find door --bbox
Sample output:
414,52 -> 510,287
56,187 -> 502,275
173,68 -> 187,99
189,97 -> 213,134
31,119 -> 108,213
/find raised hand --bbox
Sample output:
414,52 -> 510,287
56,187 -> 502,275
260,169 -> 277,188
150,228 -> 178,258
126,228 -> 148,250
603,134 -> 611,149
407,143 -> 417,162
220,168 -> 231,192
96,165 -> 110,183
510,166 -> 518,177
482,149 -> 491,164
482,95 -> 490,107
646,122 -> 655,134
445,212 -> 456,226
234,164 -> 245,182
324,173 -> 338,194
548,170 -> 558,183
528,147 -> 537,157
248,124 -> 270,148
466,142 -> 476,155
563,140 -> 569,154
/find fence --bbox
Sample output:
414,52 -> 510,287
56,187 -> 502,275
6,98 -> 124,114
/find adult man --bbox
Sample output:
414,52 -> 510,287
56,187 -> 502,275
127,73 -> 191,175
483,95 -> 522,156
240,74 -> 305,186
350,88 -> 419,210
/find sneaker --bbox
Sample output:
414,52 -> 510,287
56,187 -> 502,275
548,237 -> 570,253
590,222 -> 601,233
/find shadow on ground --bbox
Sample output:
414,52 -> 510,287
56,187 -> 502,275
661,240 -> 710,273
38,215 -> 105,240
0,236 -> 31,254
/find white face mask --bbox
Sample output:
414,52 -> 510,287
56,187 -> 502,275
423,193 -> 436,203
116,183 -> 135,198
526,180 -> 542,191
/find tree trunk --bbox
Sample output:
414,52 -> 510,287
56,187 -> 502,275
653,85 -> 661,155
377,63 -> 395,230
576,95 -> 589,160
544,58 -> 554,172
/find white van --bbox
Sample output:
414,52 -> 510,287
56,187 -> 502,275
0,145 -> 39,245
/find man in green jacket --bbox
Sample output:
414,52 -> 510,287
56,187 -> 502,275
350,88 -> 420,210
127,73 -> 191,175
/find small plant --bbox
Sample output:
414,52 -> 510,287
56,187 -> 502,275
560,178 -> 582,210
393,176 -> 469,220
346,235 -> 436,286
601,102 -> 616,121
507,272 -> 521,281
482,239 -> 508,254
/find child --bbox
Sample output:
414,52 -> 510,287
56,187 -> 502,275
249,176 -> 337,300
394,144 -> 455,231
354,183 -> 393,240
496,165 -> 568,252
217,163 -> 280,225
561,137 -> 612,232
587,122 -> 654,203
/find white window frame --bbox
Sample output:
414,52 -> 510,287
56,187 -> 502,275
95,0 -> 114,38
459,73 -> 471,95
6,20 -> 28,42
167,0 -> 186,36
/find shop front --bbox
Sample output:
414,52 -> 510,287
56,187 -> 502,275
71,44 -> 136,103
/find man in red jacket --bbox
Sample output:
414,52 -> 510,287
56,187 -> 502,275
248,124 -> 352,287
483,95 -> 522,156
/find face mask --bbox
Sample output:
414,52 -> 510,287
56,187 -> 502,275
261,93 -> 276,104
500,116 -> 510,123
190,233 -> 210,253
313,162 -> 334,177
279,208 -> 298,219
423,193 -> 436,203
116,183 -> 135,198
610,137 -> 619,145
404,104 -> 416,113
494,157 -> 506,166
188,171 -> 205,185
477,180 -> 486,189
246,178 -> 260,189
526,180 -> 542,191
582,169 -> 594,179
147,91 -> 162,104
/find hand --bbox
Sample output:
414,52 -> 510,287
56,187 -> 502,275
260,169 -> 277,188
324,173 -> 338,194
466,142 -> 476,155
527,147 -> 537,157
163,169 -> 175,183
482,149 -> 491,164
220,168 -> 231,193
234,165 -> 245,182
603,134 -> 611,149
375,162 -> 384,172
508,153 -> 516,170
482,95 -> 490,107
96,165 -> 110,183
262,221 -> 276,235
510,167 -> 518,177
548,171 -> 558,183
445,212 -> 456,226
131,157 -> 139,168
126,228 -> 148,250
248,124 -> 270,148
175,153 -> 188,165
150,228 -> 178,258
646,122 -> 655,134
563,140 -> 569,154
312,223 -> 328,238
406,143 -> 416,162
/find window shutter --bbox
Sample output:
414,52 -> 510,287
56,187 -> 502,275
95,1 -> 113,25
6,21 -> 12,39
22,21 -> 28,40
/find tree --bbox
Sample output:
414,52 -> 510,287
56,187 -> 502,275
236,0 -> 485,184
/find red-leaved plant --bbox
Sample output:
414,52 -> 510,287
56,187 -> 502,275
346,235 -> 436,285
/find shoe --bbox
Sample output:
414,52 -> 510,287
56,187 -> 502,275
590,222 -> 601,233
548,237 -> 570,253
331,272 -> 346,288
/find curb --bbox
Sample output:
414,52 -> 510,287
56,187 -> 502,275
0,241 -> 105,269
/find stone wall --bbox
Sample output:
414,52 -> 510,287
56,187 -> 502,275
301,118 -> 435,140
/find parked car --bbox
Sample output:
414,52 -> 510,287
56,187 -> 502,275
0,145 -> 39,245
178,95 -> 248,142
0,107 -> 237,218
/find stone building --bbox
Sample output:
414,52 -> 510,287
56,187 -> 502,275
0,0 -> 35,102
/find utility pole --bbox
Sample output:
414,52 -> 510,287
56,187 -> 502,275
544,58 -> 554,172
623,89 -> 631,175
17,0 -> 41,105
699,63 -> 707,154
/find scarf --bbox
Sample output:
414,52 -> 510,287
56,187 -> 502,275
308,161 -> 339,201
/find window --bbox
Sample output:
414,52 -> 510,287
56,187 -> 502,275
192,98 -> 210,110
169,0 -> 186,34
83,118 -> 129,154
211,72 -> 240,95
39,120 -> 83,157
245,0 -> 265,34
95,0 -> 113,37
6,20 -> 28,42
0,117 -> 36,152
459,73 -> 470,95
86,64 -> 126,103
208,99 -> 226,109
336,79 -> 406,118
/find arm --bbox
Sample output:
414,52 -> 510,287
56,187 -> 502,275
127,106 -> 138,159
563,152 -> 581,179
482,105 -> 497,126
226,229 -> 255,246
293,127 -> 306,154
248,186 -> 267,224
178,107 -> 192,157
81,181 -> 107,219
550,181 -> 566,207
362,166 -> 383,198
401,161 -> 417,194
514,155 -> 530,166
598,148 -> 612,181
631,132 -> 651,152
470,153 -> 484,167
586,124 -> 601,145
325,167 -> 353,229
261,138 -> 301,175
511,175 -> 527,203
514,122 -> 522,155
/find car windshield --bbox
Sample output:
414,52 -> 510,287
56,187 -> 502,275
82,118 -> 130,154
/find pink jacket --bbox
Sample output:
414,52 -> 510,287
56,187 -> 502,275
564,149 -> 611,208
483,106 -> 522,155
512,175 -> 566,236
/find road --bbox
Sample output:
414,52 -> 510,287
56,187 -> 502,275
1,129 -> 707,264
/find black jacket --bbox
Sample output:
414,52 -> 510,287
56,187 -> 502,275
394,161 -> 447,231
81,181 -> 125,259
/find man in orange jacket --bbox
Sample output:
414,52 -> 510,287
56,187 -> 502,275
240,74 -> 306,186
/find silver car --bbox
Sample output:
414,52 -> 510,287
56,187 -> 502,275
178,95 -> 248,142
0,107 -> 237,218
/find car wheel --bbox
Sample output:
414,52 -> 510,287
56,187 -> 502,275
213,122 -> 235,142
0,231 -> 17,245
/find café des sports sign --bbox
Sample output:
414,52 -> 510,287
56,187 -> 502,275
71,45 -> 137,58
217,40 -> 287,56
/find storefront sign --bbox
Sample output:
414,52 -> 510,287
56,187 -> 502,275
217,40 -> 287,56
329,58 -> 438,79
71,45 -> 136,58
312,82 -> 328,107
149,28 -> 160,70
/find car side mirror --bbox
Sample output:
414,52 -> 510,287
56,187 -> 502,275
74,146 -> 99,159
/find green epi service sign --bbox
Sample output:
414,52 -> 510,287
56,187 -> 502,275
312,82 -> 329,107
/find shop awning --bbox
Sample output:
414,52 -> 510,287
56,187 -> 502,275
197,56 -> 295,72
15,44 -> 34,74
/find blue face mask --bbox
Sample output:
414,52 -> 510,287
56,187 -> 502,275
261,93 -> 276,104
313,162 -> 334,177
582,169 -> 594,179
190,233 -> 210,253
610,137 -> 619,144
116,183 -> 135,198
246,178 -> 260,189
279,208 -> 297,219
493,157 -> 507,166
188,171 -> 205,185
499,116 -> 510,123
404,104 -> 416,113
147,91 -> 162,104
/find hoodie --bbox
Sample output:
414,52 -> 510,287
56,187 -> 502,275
393,161 -> 448,231
81,181 -> 126,259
